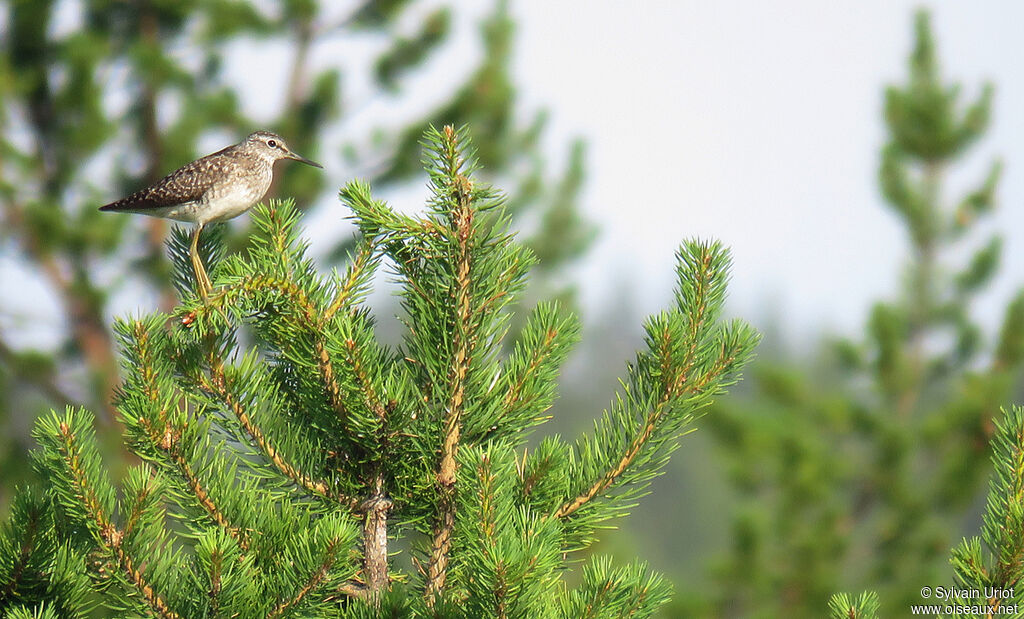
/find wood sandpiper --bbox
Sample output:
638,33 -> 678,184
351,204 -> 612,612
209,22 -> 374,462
99,131 -> 322,298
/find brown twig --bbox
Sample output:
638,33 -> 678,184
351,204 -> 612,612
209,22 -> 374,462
502,327 -> 558,411
267,536 -> 342,618
199,361 -> 341,504
554,399 -> 668,520
323,240 -> 376,322
425,148 -> 475,601
194,275 -> 350,421
56,421 -> 180,619
360,474 -> 392,596
131,322 -> 251,549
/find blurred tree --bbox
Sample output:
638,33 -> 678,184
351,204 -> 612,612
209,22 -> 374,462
685,10 -> 1024,618
0,0 -> 593,508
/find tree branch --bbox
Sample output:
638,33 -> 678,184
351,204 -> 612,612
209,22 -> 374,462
553,344 -> 736,521
194,275 -> 351,421
323,240 -> 376,322
360,475 -> 392,596
131,321 -> 251,549
555,251 -> 726,520
198,360 -> 345,506
55,421 -> 180,619
0,497 -> 41,605
267,535 -> 341,618
554,398 -> 671,520
426,163 -> 475,601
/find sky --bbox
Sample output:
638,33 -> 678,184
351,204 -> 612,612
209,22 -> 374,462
4,1 -> 1023,351
506,1 -> 1024,342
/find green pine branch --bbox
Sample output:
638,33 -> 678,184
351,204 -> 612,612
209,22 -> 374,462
554,241 -> 758,547
0,488 -> 92,616
32,409 -> 181,618
830,406 -> 1024,616
948,406 -> 1024,612
5,125 -> 755,616
827,592 -> 879,619
559,557 -> 673,619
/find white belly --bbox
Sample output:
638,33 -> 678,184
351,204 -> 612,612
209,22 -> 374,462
158,178 -> 270,224
202,182 -> 268,223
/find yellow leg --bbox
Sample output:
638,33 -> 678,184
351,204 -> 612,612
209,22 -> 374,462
190,223 -> 212,298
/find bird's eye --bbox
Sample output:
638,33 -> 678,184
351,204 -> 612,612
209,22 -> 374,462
267,140 -> 277,148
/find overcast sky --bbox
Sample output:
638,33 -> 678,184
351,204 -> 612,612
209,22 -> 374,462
326,0 -> 1024,343
504,1 -> 1024,342
5,1 -> 1023,350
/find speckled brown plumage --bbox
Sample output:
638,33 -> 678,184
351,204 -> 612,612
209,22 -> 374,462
99,130 -> 322,297
101,145 -> 245,211
99,130 -> 321,225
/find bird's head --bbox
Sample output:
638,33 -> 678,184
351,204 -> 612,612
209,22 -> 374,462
243,131 -> 323,168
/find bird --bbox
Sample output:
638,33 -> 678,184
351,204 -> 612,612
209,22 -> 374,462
99,130 -> 322,298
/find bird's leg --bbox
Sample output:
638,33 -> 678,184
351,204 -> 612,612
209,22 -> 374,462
190,223 -> 212,298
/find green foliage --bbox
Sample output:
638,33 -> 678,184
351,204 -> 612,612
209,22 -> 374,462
0,0 -> 594,508
702,10 -> 1024,618
376,8 -> 452,91
827,592 -> 879,619
0,127 -> 755,616
453,445 -> 562,617
560,557 -> 673,619
833,406 -> 1024,617
948,406 -> 1024,615
5,604 -> 60,619
883,12 -> 992,163
0,488 -> 90,616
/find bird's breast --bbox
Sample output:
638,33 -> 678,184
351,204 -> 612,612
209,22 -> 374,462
199,166 -> 273,224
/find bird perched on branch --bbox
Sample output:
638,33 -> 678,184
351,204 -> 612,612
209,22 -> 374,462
99,131 -> 322,298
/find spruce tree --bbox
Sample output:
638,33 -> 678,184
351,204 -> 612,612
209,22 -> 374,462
0,127 -> 756,617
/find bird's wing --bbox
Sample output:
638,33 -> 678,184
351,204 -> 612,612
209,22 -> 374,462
99,148 -> 233,212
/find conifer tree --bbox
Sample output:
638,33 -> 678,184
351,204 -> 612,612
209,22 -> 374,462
0,0 -> 592,502
0,127 -> 756,617
829,406 -> 1024,618
698,11 -> 1024,617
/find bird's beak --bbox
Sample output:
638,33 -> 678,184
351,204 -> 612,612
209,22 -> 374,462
288,152 -> 323,168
